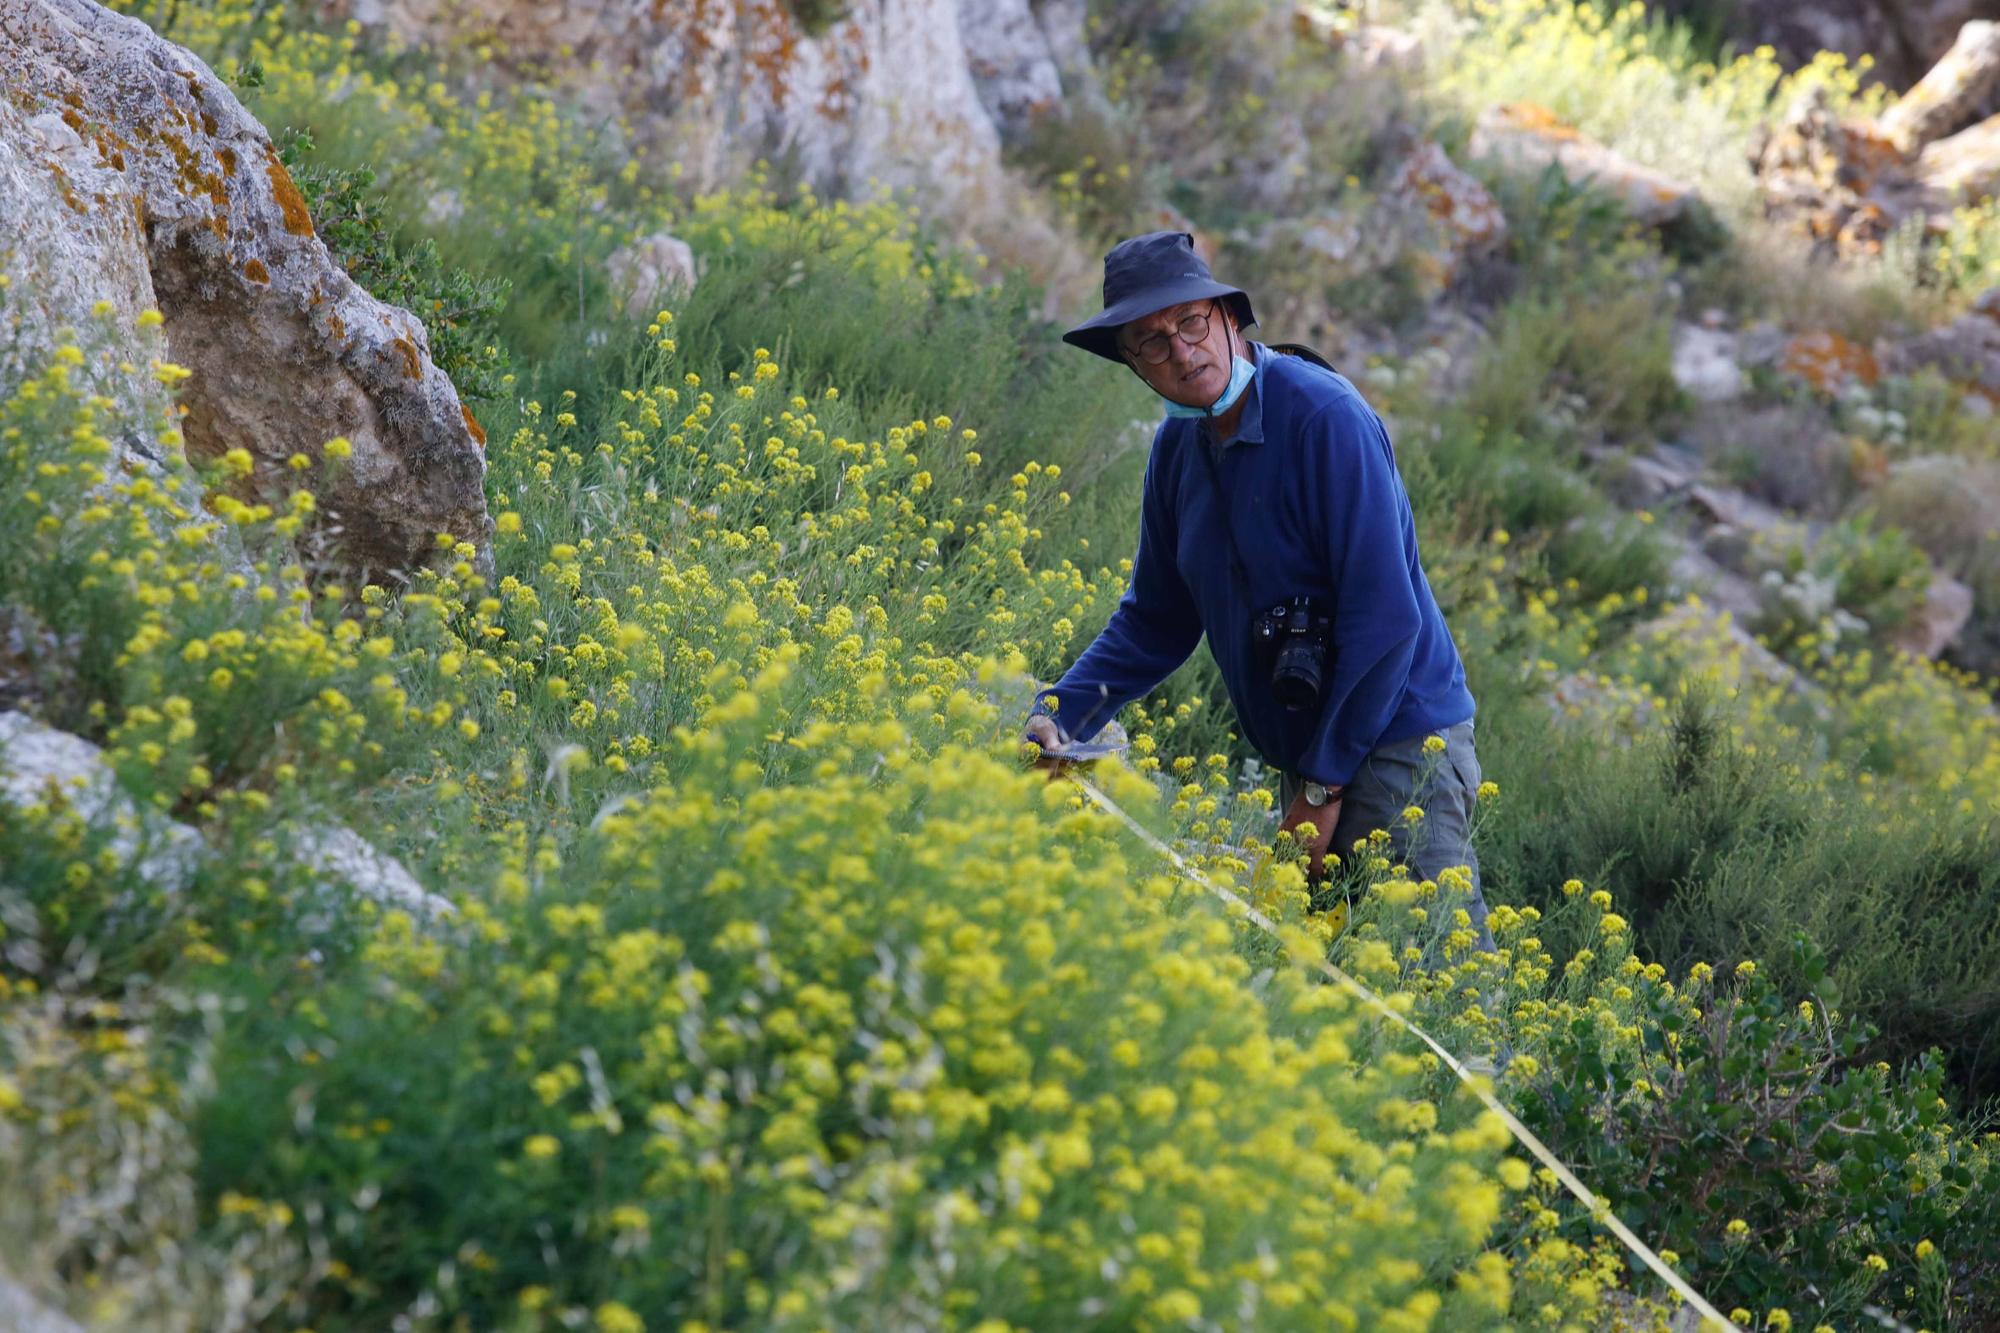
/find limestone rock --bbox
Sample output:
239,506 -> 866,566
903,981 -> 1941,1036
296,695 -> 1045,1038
606,231 -> 698,324
957,0 -> 1066,144
1652,0 -> 1988,92
0,0 -> 490,581
288,825 -> 456,923
1751,87 -> 1930,260
1469,103 -> 1704,228
1671,324 -> 1746,403
1881,20 -> 2000,153
323,0 -> 1066,239
0,1277 -> 83,1333
1380,140 -> 1506,294
0,711 -> 201,895
1886,286 -> 2000,403
1917,111 -> 2000,202
0,710 -> 453,927
1892,570 -> 1976,659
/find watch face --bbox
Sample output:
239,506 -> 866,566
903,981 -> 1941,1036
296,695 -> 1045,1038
1304,782 -> 1330,806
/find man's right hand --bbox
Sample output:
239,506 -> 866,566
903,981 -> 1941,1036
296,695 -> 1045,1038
1022,715 -> 1070,775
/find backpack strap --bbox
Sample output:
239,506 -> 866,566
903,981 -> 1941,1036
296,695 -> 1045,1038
1266,341 -> 1338,374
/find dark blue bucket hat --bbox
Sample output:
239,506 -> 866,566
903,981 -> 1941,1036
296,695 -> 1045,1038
1063,230 -> 1257,363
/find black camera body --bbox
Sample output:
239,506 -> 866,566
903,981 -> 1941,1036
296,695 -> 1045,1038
1251,595 -> 1333,712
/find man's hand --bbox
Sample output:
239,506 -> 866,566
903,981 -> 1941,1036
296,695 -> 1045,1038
1278,788 -> 1342,880
1022,714 -> 1070,777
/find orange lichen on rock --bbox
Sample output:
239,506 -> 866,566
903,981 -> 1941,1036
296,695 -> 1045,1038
328,312 -> 345,340
243,256 -> 269,283
461,403 -> 487,446
1783,331 -> 1881,392
1495,102 -> 1582,141
391,335 -> 423,380
263,148 -> 315,236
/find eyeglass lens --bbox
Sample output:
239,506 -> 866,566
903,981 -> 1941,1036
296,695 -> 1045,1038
1135,311 -> 1210,365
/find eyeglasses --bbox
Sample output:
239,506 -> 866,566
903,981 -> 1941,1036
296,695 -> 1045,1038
1125,304 -> 1215,366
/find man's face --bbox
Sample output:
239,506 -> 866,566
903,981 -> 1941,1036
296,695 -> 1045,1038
1118,298 -> 1237,408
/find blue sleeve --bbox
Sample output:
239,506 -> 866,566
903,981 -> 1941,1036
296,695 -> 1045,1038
1036,437 -> 1203,742
1295,398 -> 1423,787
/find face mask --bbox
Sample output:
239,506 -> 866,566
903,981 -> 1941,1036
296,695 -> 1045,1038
1161,352 -> 1254,420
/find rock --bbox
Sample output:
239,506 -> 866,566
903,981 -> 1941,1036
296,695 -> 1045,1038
1886,287 -> 2000,400
0,712 -> 203,895
1671,324 -> 1745,403
1652,0 -> 1987,92
1468,102 -> 1704,228
1292,6 -> 1425,71
1636,600 -> 1826,714
320,0 -> 1077,253
288,825 -> 456,923
1780,330 -> 1882,394
1892,570 -> 1976,659
1380,139 -> 1506,294
0,710 -> 453,928
606,231 -> 698,323
957,0 -> 1066,144
0,1277 -> 84,1333
1686,483 -> 1793,537
0,0 -> 491,581
1917,111 -> 2000,202
1594,440 -> 1699,508
1663,536 -> 1767,623
1750,87 -> 1922,261
1881,20 -> 2000,153
1546,669 -> 1658,740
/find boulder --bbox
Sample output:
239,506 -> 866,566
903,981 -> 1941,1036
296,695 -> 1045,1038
957,0 -> 1067,144
1886,286 -> 2000,401
1750,87 -> 1921,261
0,711 -> 454,927
1671,324 -> 1746,403
0,0 -> 490,581
1917,111 -> 2000,202
0,711 -> 202,896
1892,570 -> 1977,659
1880,20 -> 2000,153
1652,0 -> 1987,92
319,0 -> 1083,246
0,1277 -> 83,1333
1468,103 -> 1704,228
606,231 -> 698,324
1380,139 -> 1506,294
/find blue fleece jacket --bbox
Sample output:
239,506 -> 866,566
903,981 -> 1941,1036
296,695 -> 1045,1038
1037,342 -> 1473,786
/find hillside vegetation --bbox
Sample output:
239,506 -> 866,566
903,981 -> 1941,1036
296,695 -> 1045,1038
4,0 -> 2000,1330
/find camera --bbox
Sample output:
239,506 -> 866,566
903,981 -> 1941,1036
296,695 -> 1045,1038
1251,595 -> 1332,712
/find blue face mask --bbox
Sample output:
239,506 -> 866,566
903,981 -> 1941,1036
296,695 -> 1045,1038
1161,352 -> 1254,420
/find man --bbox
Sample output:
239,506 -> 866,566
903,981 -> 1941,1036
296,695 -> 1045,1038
1023,230 -> 1492,946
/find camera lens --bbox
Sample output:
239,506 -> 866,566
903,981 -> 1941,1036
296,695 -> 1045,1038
1272,639 -> 1323,711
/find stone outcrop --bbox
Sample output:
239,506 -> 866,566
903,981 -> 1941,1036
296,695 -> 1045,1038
322,0 -> 1087,229
1880,20 -> 2000,152
0,0 -> 490,581
1380,140 -> 1506,295
1655,0 -> 1997,92
0,712 -> 203,898
0,711 -> 455,926
606,231 -> 699,324
1469,103 -> 1705,229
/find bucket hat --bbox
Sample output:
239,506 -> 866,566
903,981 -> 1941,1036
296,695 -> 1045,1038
1063,230 -> 1257,364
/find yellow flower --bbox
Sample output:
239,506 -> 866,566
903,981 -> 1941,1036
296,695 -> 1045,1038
1726,1218 -> 1749,1239
523,1134 -> 560,1160
1916,1238 -> 1937,1261
594,1301 -> 644,1333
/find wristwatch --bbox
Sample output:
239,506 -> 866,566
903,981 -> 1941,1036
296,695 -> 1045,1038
1302,781 -> 1343,807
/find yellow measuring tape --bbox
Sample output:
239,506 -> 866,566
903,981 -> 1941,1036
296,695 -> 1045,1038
1063,772 -> 1741,1332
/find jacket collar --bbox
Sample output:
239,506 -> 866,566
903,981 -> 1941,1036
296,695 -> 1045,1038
1195,339 -> 1266,450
